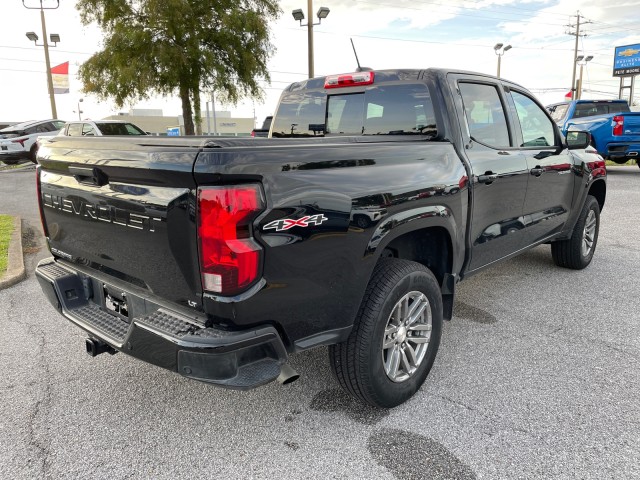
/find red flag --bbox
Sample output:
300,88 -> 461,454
564,91 -> 572,100
51,61 -> 69,94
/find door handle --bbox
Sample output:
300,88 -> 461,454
477,172 -> 498,184
530,166 -> 545,177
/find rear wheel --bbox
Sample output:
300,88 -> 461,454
329,259 -> 442,408
2,159 -> 19,165
30,144 -> 39,164
551,195 -> 600,269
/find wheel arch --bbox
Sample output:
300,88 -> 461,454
380,227 -> 453,287
588,179 -> 606,212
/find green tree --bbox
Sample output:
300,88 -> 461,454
76,0 -> 281,135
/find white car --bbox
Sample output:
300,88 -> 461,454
0,119 -> 66,164
60,120 -> 147,137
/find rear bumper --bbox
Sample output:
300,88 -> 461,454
35,258 -> 288,389
605,141 -> 640,159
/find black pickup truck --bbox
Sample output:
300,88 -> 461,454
34,69 -> 606,408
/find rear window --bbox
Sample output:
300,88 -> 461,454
549,104 -> 569,122
95,122 -> 146,135
573,102 -> 630,118
272,84 -> 437,138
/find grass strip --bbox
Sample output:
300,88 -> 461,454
0,215 -> 14,276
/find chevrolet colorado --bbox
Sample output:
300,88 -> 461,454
34,69 -> 606,407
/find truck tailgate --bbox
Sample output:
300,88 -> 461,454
621,113 -> 640,136
37,137 -> 202,307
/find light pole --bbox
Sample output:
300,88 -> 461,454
23,0 -> 60,119
576,55 -> 593,100
74,98 -> 83,120
292,1 -> 330,78
494,43 -> 512,78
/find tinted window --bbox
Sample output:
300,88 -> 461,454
459,82 -> 510,148
549,104 -> 569,122
328,84 -> 437,137
272,92 -> 326,138
52,121 -> 65,130
273,84 -> 437,138
67,124 -> 83,136
511,91 -> 555,147
95,122 -> 145,135
573,102 -> 630,118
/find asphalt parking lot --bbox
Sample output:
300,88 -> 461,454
1,166 -> 639,479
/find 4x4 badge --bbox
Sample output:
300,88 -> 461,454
263,214 -> 328,232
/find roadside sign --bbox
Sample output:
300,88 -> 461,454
613,43 -> 640,76
167,126 -> 180,136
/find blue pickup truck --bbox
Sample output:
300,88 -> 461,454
546,99 -> 640,166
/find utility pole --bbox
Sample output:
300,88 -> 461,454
567,11 -> 590,100
23,0 -> 60,119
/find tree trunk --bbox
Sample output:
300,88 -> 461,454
193,86 -> 202,135
180,82 -> 195,135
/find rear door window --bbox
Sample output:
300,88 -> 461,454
458,82 -> 511,148
67,124 -> 82,136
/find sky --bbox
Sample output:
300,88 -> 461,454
1,0 -> 639,128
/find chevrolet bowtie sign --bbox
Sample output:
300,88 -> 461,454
613,44 -> 640,77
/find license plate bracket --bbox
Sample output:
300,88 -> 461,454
103,283 -> 130,322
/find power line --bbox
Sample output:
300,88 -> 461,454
352,0 -> 569,26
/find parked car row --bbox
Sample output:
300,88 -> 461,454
0,119 -> 148,165
0,119 -> 65,164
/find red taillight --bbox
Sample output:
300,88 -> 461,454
587,160 -> 607,178
250,130 -> 255,137
11,138 -> 27,147
613,115 -> 624,136
324,71 -> 375,89
197,185 -> 264,295
36,166 -> 49,237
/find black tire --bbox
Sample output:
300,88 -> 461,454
354,215 -> 371,229
329,259 -> 443,408
30,145 -> 39,164
2,159 -> 19,165
551,195 -> 600,269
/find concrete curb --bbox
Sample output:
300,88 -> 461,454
0,216 -> 25,290
0,162 -> 36,173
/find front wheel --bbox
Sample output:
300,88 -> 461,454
329,259 -> 442,408
551,195 -> 600,269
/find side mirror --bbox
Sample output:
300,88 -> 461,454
566,131 -> 591,150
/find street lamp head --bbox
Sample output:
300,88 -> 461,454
585,55 -> 594,62
26,31 -> 39,42
50,33 -> 60,43
317,6 -> 330,19
292,9 -> 304,21
494,43 -> 503,51
503,45 -> 512,52
576,55 -> 584,62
